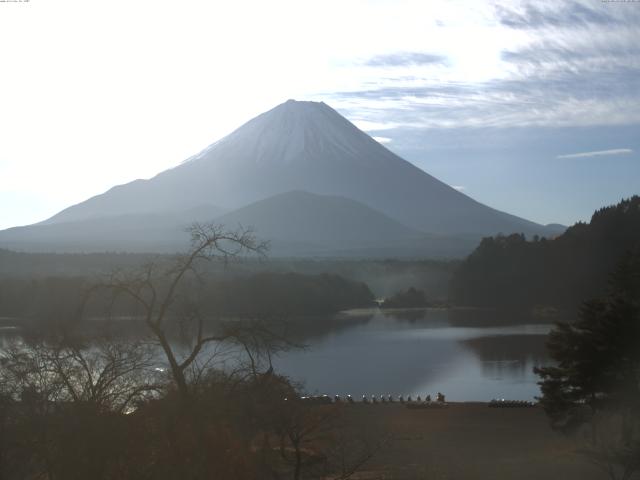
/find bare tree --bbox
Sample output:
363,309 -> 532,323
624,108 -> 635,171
313,421 -> 386,480
87,223 -> 268,400
224,319 -> 300,379
0,337 -> 159,414
0,334 -> 162,480
269,399 -> 386,480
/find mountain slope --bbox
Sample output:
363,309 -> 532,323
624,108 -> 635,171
0,206 -> 223,253
41,100 -> 549,236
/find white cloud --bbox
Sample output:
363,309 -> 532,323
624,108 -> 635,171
372,136 -> 392,144
556,148 -> 633,159
451,185 -> 466,191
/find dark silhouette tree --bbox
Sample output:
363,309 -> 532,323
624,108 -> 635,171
381,286 -> 429,308
535,248 -> 640,480
89,223 -> 268,400
0,333 -> 161,480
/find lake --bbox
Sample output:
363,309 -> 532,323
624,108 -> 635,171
0,308 -> 553,402
272,308 -> 552,401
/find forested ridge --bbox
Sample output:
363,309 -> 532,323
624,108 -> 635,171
450,196 -> 640,309
0,272 -> 374,330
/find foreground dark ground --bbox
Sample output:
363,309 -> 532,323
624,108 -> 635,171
342,403 -> 602,480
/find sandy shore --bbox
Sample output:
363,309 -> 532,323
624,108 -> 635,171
342,402 -> 604,480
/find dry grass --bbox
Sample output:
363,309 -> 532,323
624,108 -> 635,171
341,402 -> 604,480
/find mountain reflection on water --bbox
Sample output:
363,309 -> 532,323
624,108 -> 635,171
273,308 -> 552,401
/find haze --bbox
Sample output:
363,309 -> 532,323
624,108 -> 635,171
1,0 -> 639,230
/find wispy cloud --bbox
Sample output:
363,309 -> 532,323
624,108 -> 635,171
331,72 -> 640,130
326,1 -> 640,131
451,185 -> 466,191
556,148 -> 633,159
365,52 -> 447,67
495,1 -> 620,30
372,136 -> 392,144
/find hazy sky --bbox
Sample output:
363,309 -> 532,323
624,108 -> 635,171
1,0 -> 638,230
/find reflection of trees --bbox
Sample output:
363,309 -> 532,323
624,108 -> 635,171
448,308 -> 502,327
381,308 -> 427,322
462,334 -> 549,364
462,334 -> 550,381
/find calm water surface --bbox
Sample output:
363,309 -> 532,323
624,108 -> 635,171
272,308 -> 552,401
1,309 -> 553,401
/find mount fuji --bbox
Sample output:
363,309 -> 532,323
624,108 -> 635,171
0,100 -> 560,256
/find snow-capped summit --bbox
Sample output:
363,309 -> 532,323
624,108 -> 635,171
186,99 -> 387,167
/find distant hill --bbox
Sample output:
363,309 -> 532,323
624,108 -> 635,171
0,191 -> 480,257
216,190 -> 421,246
0,99 -> 559,255
450,196 -> 640,309
213,190 -> 458,256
